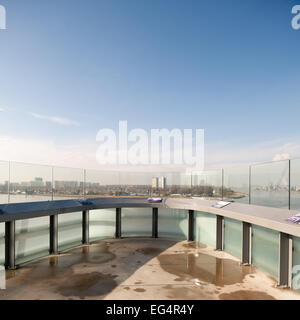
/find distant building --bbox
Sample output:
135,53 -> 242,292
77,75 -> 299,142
152,177 -> 159,189
159,176 -> 167,189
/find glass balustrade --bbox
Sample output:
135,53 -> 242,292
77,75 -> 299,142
194,211 -> 216,248
58,212 -> 82,251
158,208 -> 188,239
89,209 -> 116,241
224,217 -> 242,259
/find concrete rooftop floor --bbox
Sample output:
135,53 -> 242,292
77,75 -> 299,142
1,238 -> 300,300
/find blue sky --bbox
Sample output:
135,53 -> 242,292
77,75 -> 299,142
0,0 -> 300,169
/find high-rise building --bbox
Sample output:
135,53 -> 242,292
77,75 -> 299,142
152,177 -> 159,189
159,176 -> 167,189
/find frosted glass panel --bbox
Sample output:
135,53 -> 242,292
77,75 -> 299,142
89,209 -> 115,241
58,212 -> 82,251
292,236 -> 300,292
122,208 -> 152,237
252,225 -> 279,278
194,211 -> 216,248
15,217 -> 49,265
224,218 -> 242,259
290,159 -> 300,211
0,223 -> 4,266
158,208 -> 188,239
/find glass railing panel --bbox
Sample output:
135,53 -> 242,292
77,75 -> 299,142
194,211 -> 216,248
89,209 -> 115,241
85,170 -> 120,197
252,225 -> 279,278
192,170 -> 222,199
118,171 -> 152,197
0,160 -> 9,204
58,212 -> 82,251
0,223 -> 4,266
15,217 -> 49,265
292,236 -> 300,293
53,167 -> 84,200
223,166 -> 249,204
158,208 -> 188,239
122,208 -> 152,237
9,162 -> 52,203
224,217 -> 242,259
290,159 -> 300,210
251,160 -> 289,208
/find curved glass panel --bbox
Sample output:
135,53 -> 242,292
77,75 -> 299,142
89,209 -> 115,241
9,162 -> 52,203
58,212 -> 82,251
194,211 -> 216,248
0,161 -> 9,204
252,225 -> 279,278
122,208 -> 152,237
224,217 -> 242,259
223,166 -> 249,204
290,159 -> 300,210
251,161 -> 289,209
15,217 -> 49,265
158,208 -> 188,239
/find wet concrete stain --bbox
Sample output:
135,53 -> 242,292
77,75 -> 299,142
157,252 -> 255,287
57,272 -> 118,298
219,290 -> 275,300
134,288 -> 146,292
136,247 -> 163,255
182,242 -> 207,249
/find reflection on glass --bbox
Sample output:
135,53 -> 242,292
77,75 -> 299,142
9,162 -> 52,203
53,167 -> 84,200
0,161 -> 9,204
192,170 -> 222,198
0,223 -> 4,265
292,236 -> 300,293
252,225 -> 279,278
58,212 -> 82,251
15,217 -> 49,265
89,209 -> 115,241
122,208 -> 152,237
223,166 -> 249,204
290,159 -> 300,210
194,211 -> 216,248
158,208 -> 188,239
224,218 -> 242,259
251,161 -> 289,209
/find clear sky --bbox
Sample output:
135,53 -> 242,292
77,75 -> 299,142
0,0 -> 300,170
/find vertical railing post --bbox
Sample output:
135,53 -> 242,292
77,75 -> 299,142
49,215 -> 58,254
216,215 -> 224,250
188,210 -> 194,242
241,222 -> 252,265
83,169 -> 86,197
115,208 -> 122,239
152,208 -> 158,238
277,232 -> 293,288
288,159 -> 291,210
5,220 -> 15,269
249,165 -> 251,205
82,210 -> 89,245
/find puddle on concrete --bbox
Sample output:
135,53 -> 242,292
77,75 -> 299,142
57,272 -> 118,298
134,288 -> 146,292
219,290 -> 275,300
157,252 -> 255,287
